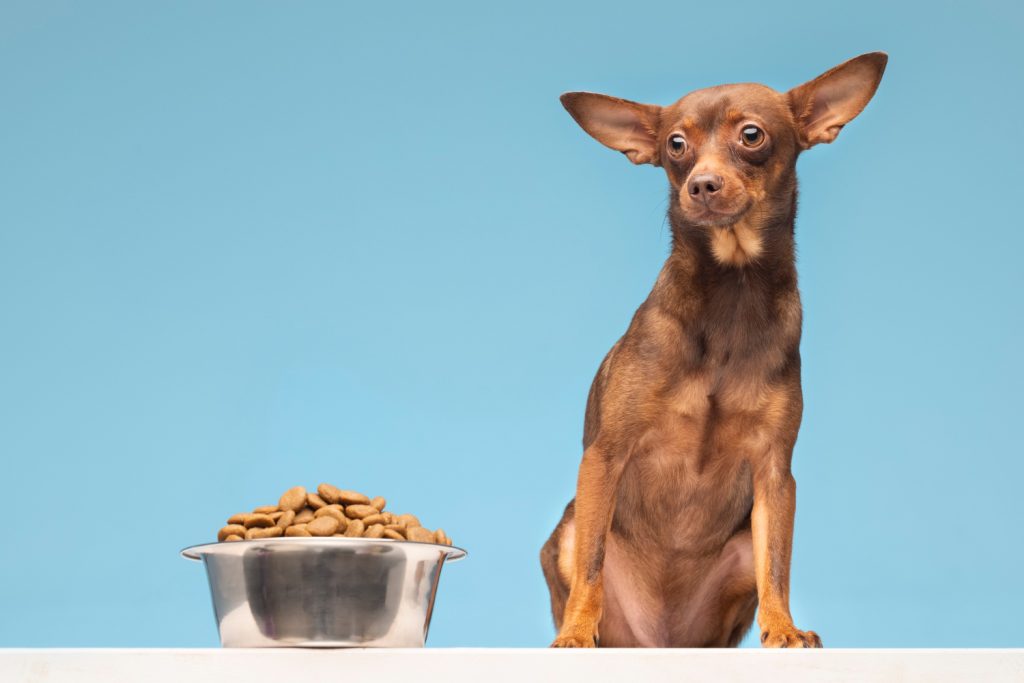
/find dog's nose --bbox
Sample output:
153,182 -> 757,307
688,174 -> 723,201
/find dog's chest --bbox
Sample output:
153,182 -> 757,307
615,430 -> 753,553
611,302 -> 788,550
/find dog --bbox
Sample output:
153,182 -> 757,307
540,53 -> 887,648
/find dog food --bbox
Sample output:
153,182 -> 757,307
217,484 -> 453,546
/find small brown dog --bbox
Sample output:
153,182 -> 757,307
541,53 -> 887,648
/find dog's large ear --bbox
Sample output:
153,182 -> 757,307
560,92 -> 661,165
787,52 -> 888,149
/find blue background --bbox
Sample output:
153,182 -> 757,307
1,1 -> 1021,648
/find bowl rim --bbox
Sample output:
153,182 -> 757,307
180,536 -> 467,562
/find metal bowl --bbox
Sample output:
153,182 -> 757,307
181,537 -> 466,648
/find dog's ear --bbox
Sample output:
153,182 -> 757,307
787,52 -> 887,149
560,92 -> 661,165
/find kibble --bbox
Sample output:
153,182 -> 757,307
314,505 -> 345,521
396,513 -> 421,528
246,526 -> 283,540
345,504 -> 378,519
278,486 -> 307,512
307,516 -> 340,537
244,514 -> 275,529
317,483 -> 343,504
215,483 -> 454,547
406,526 -> 435,543
337,490 -> 371,505
276,510 -> 296,529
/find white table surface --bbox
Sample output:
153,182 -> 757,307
2,648 -> 1023,683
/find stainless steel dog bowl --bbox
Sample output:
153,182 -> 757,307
181,537 -> 466,647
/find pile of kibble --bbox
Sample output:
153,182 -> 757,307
217,483 -> 452,546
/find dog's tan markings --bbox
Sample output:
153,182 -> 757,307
670,372 -> 712,417
709,216 -> 764,267
557,519 -> 576,584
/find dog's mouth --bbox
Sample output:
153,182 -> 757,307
679,198 -> 753,228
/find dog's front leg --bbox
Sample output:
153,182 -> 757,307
752,454 -> 822,648
551,442 -> 621,648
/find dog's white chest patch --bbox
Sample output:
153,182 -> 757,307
710,219 -> 763,267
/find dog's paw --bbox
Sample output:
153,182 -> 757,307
550,633 -> 598,648
760,625 -> 822,648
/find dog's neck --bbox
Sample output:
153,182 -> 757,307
653,192 -> 799,321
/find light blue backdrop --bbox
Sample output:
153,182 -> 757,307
1,1 -> 1021,648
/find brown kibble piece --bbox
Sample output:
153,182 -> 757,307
317,483 -> 343,504
244,514 -> 275,529
345,504 -> 378,519
276,510 -> 296,529
396,513 -> 421,528
316,507 -> 348,530
253,505 -> 279,514
306,493 -> 327,509
315,506 -> 345,520
370,496 -> 386,511
360,513 -> 385,526
383,529 -> 405,541
364,524 -> 385,539
343,519 -> 365,537
227,513 -> 251,525
406,526 -> 435,543
337,490 -> 371,505
294,508 -> 315,524
224,534 -> 244,542
285,525 -> 311,537
435,528 -> 448,545
219,524 -> 246,541
269,511 -> 284,521
248,526 -> 283,539
384,524 -> 407,537
278,486 -> 307,512
307,516 -> 340,537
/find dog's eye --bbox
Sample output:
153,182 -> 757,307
667,134 -> 687,156
740,125 -> 765,147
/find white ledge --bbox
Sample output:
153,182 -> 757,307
2,648 -> 1023,682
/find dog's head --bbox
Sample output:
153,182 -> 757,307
561,53 -> 887,266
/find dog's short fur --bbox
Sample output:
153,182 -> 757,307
541,53 -> 887,648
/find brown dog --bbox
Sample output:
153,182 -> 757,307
540,53 -> 887,648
